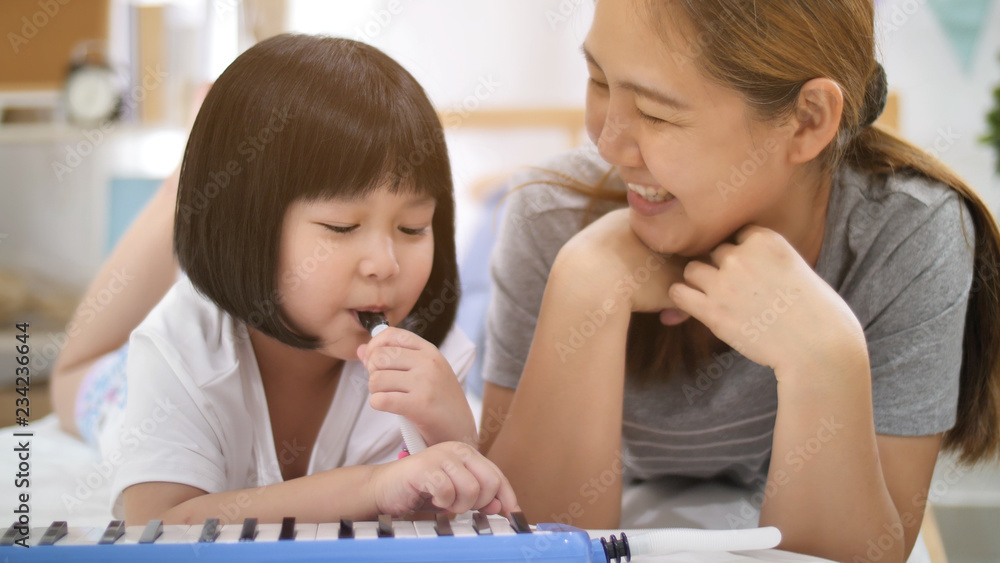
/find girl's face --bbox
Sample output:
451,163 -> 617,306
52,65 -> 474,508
275,187 -> 435,359
583,0 -> 810,257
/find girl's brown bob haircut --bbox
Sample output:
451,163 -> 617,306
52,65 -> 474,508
175,34 -> 459,349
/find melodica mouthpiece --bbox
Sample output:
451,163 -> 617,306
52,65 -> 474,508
358,311 -> 389,337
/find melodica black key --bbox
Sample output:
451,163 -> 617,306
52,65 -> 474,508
377,514 -> 394,538
434,514 -> 453,536
239,517 -> 258,541
138,519 -> 163,543
278,517 -> 296,540
472,512 -> 493,535
0,523 -> 22,546
198,518 -> 220,543
338,518 -> 353,539
38,521 -> 68,546
510,511 -> 532,534
98,520 -> 125,544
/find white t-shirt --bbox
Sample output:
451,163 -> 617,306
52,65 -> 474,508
105,277 -> 475,518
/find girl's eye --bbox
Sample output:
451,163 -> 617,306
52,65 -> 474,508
399,226 -> 430,236
324,224 -> 358,234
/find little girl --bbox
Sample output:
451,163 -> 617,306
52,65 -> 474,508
74,34 -> 515,525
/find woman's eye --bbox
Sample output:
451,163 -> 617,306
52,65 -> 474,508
637,109 -> 667,125
399,226 -> 430,236
588,77 -> 609,90
324,224 -> 358,234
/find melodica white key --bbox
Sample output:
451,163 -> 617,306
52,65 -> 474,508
486,514 -> 516,535
215,523 -> 246,543
151,524 -> 191,544
390,519 -> 417,538
352,520 -> 379,539
254,523 -> 286,542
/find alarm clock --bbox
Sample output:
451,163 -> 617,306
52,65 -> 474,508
63,41 -> 123,126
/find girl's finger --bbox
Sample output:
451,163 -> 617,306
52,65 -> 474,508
420,468 -> 457,512
463,454 -> 520,515
368,370 -> 415,394
441,461 -> 481,514
369,327 -> 425,351
461,456 -> 503,511
368,390 -> 411,415
365,347 -> 416,372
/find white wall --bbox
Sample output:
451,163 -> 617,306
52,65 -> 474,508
877,0 -> 1000,212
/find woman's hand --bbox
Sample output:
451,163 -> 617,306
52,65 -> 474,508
369,441 -> 520,516
668,225 -> 867,375
358,328 -> 477,447
555,208 -> 690,323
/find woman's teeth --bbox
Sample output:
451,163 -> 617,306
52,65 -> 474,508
627,182 -> 674,203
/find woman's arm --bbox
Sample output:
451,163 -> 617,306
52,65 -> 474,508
50,168 -> 180,436
669,225 -> 939,562
486,209 -> 683,527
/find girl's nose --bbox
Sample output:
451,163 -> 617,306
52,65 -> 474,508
360,237 -> 401,280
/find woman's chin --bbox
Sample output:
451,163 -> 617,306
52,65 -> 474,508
629,218 -> 684,256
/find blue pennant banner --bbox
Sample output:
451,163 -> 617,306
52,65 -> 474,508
927,0 -> 995,73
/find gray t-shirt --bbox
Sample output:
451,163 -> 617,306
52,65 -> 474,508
484,144 -> 974,488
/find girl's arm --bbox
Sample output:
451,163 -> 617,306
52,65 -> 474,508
123,441 -> 519,526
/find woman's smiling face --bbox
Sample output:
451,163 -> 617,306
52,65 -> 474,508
582,0 -> 803,258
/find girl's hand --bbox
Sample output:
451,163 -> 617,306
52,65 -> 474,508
556,208 -> 690,324
369,441 -> 520,516
358,328 -> 477,446
669,225 -> 867,375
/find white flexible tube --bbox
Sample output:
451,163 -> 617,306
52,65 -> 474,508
589,526 -> 781,555
369,323 -> 428,455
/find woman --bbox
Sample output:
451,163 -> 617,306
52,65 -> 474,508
481,2 -> 1000,562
